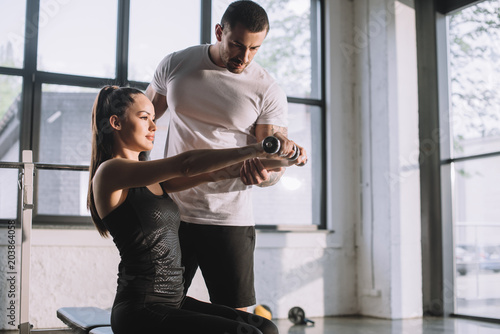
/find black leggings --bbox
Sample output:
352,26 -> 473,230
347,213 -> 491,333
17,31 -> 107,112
111,296 -> 278,334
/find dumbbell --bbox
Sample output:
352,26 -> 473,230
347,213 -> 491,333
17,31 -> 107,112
288,306 -> 315,326
262,136 -> 299,160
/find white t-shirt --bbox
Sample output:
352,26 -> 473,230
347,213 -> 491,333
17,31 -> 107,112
151,44 -> 288,226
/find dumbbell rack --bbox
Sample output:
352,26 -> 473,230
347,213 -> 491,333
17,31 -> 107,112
0,150 -> 88,334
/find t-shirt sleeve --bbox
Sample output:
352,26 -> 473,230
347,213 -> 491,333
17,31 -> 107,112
150,53 -> 172,96
257,82 -> 289,127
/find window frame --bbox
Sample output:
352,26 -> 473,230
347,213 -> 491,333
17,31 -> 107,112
442,0 -> 500,323
416,0 -> 500,319
0,0 -> 327,230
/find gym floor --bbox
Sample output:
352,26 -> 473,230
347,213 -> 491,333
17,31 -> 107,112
2,316 -> 500,334
273,316 -> 500,334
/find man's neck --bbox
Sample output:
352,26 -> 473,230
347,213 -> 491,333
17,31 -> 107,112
208,44 -> 224,68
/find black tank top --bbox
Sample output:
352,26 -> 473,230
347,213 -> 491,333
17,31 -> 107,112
102,187 -> 184,307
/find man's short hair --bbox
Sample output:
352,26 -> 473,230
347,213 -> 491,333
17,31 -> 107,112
221,0 -> 270,33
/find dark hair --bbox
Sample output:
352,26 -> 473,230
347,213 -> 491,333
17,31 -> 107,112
87,85 -> 144,237
221,0 -> 269,33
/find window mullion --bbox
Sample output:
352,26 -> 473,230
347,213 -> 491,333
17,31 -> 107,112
201,0 -> 212,45
116,0 -> 131,85
20,0 -> 40,155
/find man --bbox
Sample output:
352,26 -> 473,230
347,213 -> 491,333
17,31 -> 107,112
147,0 -> 298,311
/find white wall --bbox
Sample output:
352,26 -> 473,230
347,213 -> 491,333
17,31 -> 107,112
0,229 -> 119,330
353,0 -> 422,319
394,1 -> 423,319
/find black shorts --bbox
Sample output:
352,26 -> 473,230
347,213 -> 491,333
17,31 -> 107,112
179,222 -> 256,308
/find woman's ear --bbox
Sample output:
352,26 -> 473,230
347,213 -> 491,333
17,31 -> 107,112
109,115 -> 121,130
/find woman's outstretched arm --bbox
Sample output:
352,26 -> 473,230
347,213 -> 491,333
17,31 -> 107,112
94,133 -> 302,194
161,159 -> 288,193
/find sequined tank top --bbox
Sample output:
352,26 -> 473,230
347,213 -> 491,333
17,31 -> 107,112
102,187 -> 184,307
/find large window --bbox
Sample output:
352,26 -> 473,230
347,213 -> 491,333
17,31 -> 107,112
446,0 -> 500,320
0,0 -> 325,228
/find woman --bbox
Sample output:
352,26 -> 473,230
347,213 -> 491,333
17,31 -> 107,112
87,86 -> 306,334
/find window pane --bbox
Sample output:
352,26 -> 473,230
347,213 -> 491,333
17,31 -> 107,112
37,169 -> 90,216
454,155 -> 500,318
0,0 -> 25,68
37,0 -> 117,77
0,168 -> 18,219
128,0 -> 201,83
0,74 -> 21,218
211,0 -> 319,99
0,75 -> 22,162
253,103 -> 319,226
37,84 -> 97,217
38,84 -> 98,165
448,0 -> 500,158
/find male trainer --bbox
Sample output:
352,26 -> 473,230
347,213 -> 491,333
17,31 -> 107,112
147,0 -> 296,310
